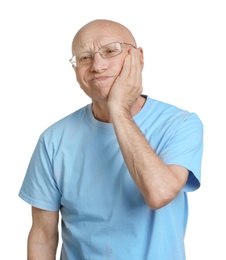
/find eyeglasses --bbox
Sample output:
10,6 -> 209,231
69,42 -> 136,67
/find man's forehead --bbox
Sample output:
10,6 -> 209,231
73,38 -> 122,54
72,31 -> 123,53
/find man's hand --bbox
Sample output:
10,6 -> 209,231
107,48 -> 143,116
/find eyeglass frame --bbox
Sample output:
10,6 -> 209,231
69,42 -> 136,67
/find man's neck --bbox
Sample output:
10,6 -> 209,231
92,95 -> 146,123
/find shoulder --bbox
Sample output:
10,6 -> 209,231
34,104 -> 93,149
41,104 -> 90,135
146,96 -> 202,124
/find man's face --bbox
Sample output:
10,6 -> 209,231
71,24 -> 135,104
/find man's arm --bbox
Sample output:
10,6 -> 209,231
111,110 -> 189,209
27,206 -> 59,260
108,48 -> 189,209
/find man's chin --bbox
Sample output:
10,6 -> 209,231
97,84 -> 112,97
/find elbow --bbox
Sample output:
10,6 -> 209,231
143,191 -> 176,210
145,197 -> 170,210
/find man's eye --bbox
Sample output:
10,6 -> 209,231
103,47 -> 120,57
78,54 -> 91,63
106,48 -> 117,53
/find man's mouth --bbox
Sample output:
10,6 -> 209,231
91,76 -> 111,83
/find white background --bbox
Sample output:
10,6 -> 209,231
1,0 -> 225,259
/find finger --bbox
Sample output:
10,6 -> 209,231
120,53 -> 132,79
128,49 -> 142,87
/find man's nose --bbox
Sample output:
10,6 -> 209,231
90,53 -> 108,72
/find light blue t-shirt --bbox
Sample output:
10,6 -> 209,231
19,96 -> 203,260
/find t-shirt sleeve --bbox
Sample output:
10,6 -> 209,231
160,112 -> 204,192
18,137 -> 61,211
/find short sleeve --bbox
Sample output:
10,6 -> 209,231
18,137 -> 61,211
160,113 -> 204,192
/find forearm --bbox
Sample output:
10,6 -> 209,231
27,227 -> 58,260
111,109 -> 186,209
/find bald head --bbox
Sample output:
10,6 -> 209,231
71,19 -> 137,55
